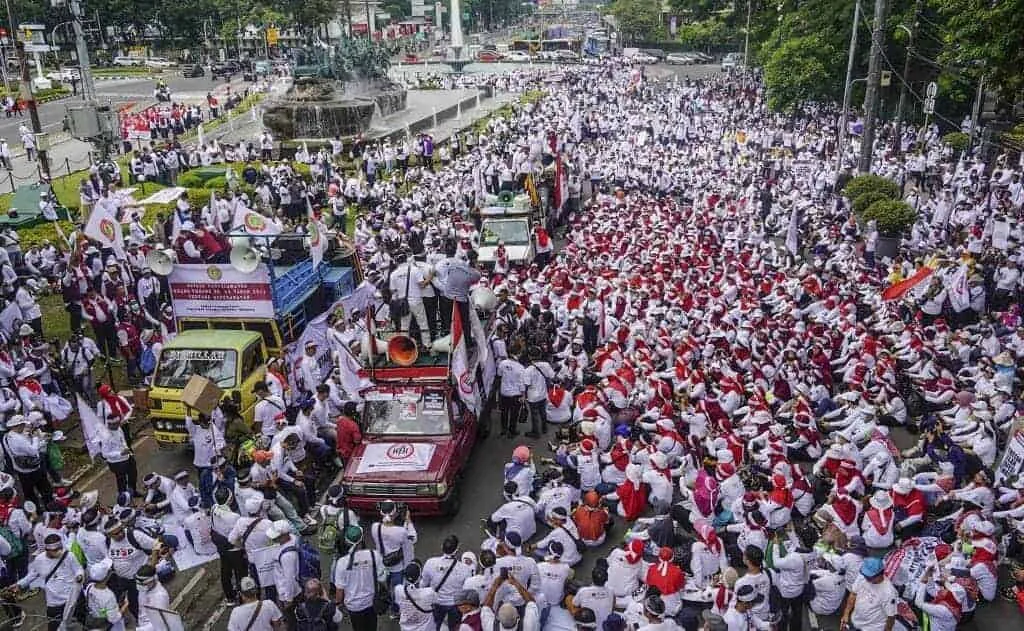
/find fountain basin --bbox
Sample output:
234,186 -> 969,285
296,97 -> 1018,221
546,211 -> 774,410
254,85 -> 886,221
262,78 -> 408,139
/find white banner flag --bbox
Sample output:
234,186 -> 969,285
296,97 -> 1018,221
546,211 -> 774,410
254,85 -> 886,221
76,394 -> 107,461
785,205 -> 800,256
451,305 -> 479,415
947,265 -> 970,312
84,205 -> 125,259
232,206 -> 282,236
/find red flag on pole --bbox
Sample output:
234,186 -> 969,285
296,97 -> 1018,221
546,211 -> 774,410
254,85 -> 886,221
881,267 -> 934,301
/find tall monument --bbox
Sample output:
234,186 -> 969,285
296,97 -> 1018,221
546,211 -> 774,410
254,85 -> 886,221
445,0 -> 472,72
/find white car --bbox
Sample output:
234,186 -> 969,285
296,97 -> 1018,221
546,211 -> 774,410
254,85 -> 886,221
633,53 -> 657,64
145,57 -> 177,69
721,52 -> 742,71
506,51 -> 531,62
666,53 -> 696,65
113,56 -> 145,67
46,67 -> 81,83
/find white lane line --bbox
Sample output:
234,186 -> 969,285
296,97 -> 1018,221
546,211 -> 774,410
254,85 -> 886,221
200,601 -> 232,631
171,567 -> 207,609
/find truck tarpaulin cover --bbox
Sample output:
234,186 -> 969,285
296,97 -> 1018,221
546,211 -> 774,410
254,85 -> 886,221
285,281 -> 380,396
169,263 -> 275,318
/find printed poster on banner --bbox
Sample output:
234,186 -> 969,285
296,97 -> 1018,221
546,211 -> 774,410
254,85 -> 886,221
168,264 -> 275,318
356,442 -> 437,473
997,428 -> 1024,484
884,536 -> 943,587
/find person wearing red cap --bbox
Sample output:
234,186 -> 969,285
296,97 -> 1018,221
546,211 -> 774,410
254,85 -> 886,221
644,547 -> 685,616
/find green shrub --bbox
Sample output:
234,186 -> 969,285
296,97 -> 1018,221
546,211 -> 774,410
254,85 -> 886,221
862,199 -> 917,236
205,176 -> 228,190
852,190 -> 891,216
942,132 -> 970,153
177,172 -> 205,188
291,162 -> 312,180
843,174 -> 900,203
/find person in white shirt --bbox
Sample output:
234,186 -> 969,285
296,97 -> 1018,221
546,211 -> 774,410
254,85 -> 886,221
497,356 -> 526,437
227,576 -> 285,631
535,507 -> 583,567
371,501 -> 418,610
135,564 -> 172,631
482,573 -> 541,631
635,594 -> 681,631
84,559 -> 127,631
389,252 -> 432,348
522,352 -> 555,438
491,485 -> 538,541
253,382 -> 287,440
185,413 -> 225,508
334,525 -> 387,631
265,520 -> 300,609
395,561 -> 438,631
421,535 -> 474,629
839,557 -> 898,631
11,532 -> 84,629
535,541 -> 572,614
573,566 -> 616,629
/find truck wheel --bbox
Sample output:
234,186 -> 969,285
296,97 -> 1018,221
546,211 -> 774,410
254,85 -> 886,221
443,486 -> 462,517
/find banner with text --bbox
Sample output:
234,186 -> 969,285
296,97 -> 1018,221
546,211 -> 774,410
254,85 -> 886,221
169,264 -> 275,318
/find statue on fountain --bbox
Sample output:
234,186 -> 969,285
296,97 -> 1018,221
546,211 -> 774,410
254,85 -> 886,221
263,38 -> 407,139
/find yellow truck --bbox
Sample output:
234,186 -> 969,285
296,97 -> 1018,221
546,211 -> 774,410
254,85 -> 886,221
149,330 -> 267,447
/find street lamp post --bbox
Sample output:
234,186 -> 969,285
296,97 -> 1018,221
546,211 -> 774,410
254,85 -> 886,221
834,0 -> 861,182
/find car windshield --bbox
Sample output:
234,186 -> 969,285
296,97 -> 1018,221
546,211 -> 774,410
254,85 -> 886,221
364,393 -> 451,435
154,348 -> 238,389
481,219 -> 530,246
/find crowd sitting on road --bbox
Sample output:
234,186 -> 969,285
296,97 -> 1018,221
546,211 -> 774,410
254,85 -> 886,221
0,58 -> 1017,631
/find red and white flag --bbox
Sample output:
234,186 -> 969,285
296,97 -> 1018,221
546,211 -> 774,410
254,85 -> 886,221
882,266 -> 933,301
451,306 -> 479,415
947,265 -> 970,312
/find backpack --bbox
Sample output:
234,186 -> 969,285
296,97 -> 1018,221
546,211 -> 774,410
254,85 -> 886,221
280,540 -> 322,584
317,520 -> 339,555
295,599 -> 335,631
0,525 -> 24,558
140,346 -> 157,375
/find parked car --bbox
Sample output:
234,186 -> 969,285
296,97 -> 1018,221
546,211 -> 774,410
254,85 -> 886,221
113,56 -> 145,67
145,57 -> 177,69
632,53 -> 658,64
641,48 -> 666,60
211,60 -> 240,79
477,50 -> 503,62
553,49 -> 578,61
181,63 -> 204,78
691,51 -> 714,63
506,51 -> 531,62
666,52 -> 697,65
721,52 -> 742,71
46,67 -> 81,82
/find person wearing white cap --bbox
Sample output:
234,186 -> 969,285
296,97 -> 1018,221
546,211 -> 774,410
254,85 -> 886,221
83,558 -> 125,631
2,414 -> 50,508
266,519 -> 300,610
226,576 -> 284,631
861,490 -> 895,550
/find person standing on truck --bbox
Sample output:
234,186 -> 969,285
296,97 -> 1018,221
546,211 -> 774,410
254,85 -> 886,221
444,250 -> 482,347
389,252 -> 432,351
254,382 -> 288,441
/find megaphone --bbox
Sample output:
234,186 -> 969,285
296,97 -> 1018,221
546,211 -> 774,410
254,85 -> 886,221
387,335 -> 419,367
359,331 -> 391,362
146,249 -> 175,276
472,286 -> 498,313
230,244 -> 261,274
430,334 -> 452,354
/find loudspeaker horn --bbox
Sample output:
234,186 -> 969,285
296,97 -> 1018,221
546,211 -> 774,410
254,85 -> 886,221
387,335 -> 419,367
229,244 -> 261,274
430,334 -> 452,354
359,331 -> 392,362
146,249 -> 174,276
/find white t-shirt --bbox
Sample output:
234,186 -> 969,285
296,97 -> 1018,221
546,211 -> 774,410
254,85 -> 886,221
226,600 -> 284,631
394,583 -> 437,631
850,575 -> 899,631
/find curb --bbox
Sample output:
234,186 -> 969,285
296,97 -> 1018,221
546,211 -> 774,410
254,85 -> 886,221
94,75 -> 156,81
37,92 -> 71,104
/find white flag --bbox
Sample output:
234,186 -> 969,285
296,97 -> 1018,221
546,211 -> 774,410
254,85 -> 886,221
307,197 -> 326,268
233,206 -> 282,236
785,204 -> 800,256
76,394 -> 108,461
947,265 -> 970,312
451,305 -> 479,415
84,205 -> 125,259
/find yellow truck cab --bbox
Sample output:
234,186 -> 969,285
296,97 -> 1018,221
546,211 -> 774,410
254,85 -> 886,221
150,330 -> 267,447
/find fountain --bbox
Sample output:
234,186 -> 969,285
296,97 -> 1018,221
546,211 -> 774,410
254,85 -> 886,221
443,0 -> 473,73
262,39 -> 408,139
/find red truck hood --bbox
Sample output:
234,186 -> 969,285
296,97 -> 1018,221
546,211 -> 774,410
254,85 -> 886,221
342,436 -> 456,484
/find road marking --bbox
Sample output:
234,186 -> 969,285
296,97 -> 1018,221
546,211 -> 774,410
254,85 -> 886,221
171,567 -> 206,610
200,600 -> 232,631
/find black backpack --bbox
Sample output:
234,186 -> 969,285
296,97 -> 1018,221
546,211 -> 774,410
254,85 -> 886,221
295,599 -> 336,631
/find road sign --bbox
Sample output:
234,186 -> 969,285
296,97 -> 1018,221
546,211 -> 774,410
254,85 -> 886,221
926,81 -> 938,99
923,97 -> 935,114
266,27 -> 279,46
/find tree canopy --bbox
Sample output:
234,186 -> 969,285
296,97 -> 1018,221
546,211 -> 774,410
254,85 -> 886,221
610,0 -> 664,44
